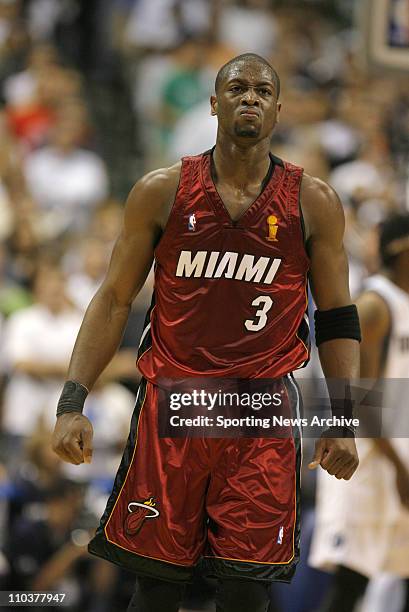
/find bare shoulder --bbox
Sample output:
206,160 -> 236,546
136,161 -> 182,194
300,173 -> 345,241
129,161 -> 182,208
125,161 -> 182,230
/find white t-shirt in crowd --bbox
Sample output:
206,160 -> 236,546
169,100 -> 217,162
66,273 -> 102,313
24,147 -> 108,233
1,304 -> 82,437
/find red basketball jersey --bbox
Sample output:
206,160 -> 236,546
137,150 -> 310,382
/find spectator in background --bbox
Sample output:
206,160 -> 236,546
2,42 -> 58,109
0,264 -> 82,446
134,36 -> 214,168
123,0 -> 184,53
218,0 -> 277,57
24,107 -> 109,237
167,42 -> 239,161
89,199 -> 124,246
2,255 -> 138,492
0,0 -> 29,82
2,479 -> 90,596
168,98 -> 218,161
121,0 -> 217,54
6,423 -> 63,527
160,38 -> 212,143
5,62 -> 86,155
0,110 -> 27,237
0,240 -> 31,319
5,212 -> 41,289
1,466 -> 129,611
4,53 -> 70,152
66,238 -> 109,313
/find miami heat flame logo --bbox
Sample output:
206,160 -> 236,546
124,497 -> 160,535
266,215 -> 279,242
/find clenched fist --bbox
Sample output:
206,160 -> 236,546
309,431 -> 359,480
52,413 -> 93,465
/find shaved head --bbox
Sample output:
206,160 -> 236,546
215,53 -> 280,98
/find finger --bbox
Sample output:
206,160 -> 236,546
308,440 -> 326,469
52,441 -> 76,464
62,448 -> 82,465
309,450 -> 330,470
334,460 -> 355,479
337,456 -> 359,477
61,435 -> 83,464
80,428 -> 93,464
326,457 -> 347,476
51,442 -> 65,460
326,459 -> 348,476
321,450 -> 341,471
57,447 -> 81,465
341,462 -> 359,480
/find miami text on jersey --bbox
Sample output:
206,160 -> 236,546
175,250 -> 282,284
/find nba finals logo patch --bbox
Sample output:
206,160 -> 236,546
124,497 -> 159,536
267,215 -> 278,242
188,213 -> 196,232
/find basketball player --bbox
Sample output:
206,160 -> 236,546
52,54 -> 360,612
310,213 -> 409,612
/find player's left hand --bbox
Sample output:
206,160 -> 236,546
308,432 -> 359,480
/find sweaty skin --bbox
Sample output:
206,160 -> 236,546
52,58 -> 359,480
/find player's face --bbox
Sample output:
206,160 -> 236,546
211,62 -> 280,141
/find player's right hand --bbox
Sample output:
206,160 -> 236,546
308,433 -> 359,480
52,413 -> 93,465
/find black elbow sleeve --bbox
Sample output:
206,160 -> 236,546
314,304 -> 361,347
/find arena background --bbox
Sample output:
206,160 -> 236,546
0,0 -> 408,611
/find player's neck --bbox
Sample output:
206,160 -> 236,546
212,136 -> 271,189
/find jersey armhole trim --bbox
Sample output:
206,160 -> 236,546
154,158 -> 195,259
285,164 -> 309,268
297,186 -> 310,265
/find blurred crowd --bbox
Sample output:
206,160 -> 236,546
0,0 -> 408,611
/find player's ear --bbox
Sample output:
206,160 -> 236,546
210,95 -> 217,116
276,102 -> 281,123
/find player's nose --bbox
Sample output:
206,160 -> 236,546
241,89 -> 259,105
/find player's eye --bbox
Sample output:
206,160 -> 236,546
259,88 -> 272,96
230,86 -> 243,93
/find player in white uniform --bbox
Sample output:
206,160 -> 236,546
309,213 -> 409,612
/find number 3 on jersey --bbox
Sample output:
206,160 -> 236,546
245,296 -> 273,332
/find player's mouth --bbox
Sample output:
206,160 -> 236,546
240,109 -> 260,118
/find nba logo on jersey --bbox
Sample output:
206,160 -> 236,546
277,526 -> 284,545
188,213 -> 196,232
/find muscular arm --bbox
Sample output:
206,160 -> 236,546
52,164 -> 180,464
301,175 -> 360,379
301,175 -> 360,479
67,164 -> 181,390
